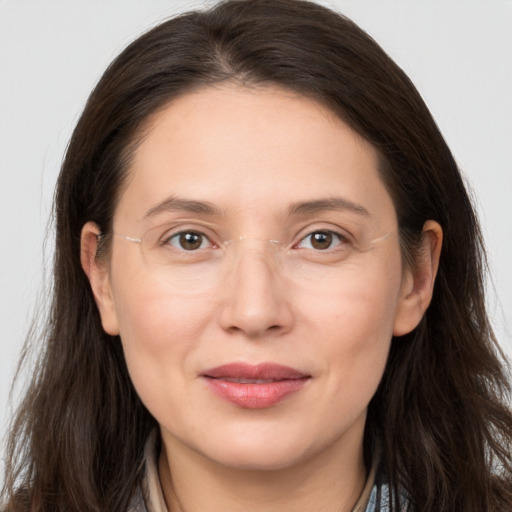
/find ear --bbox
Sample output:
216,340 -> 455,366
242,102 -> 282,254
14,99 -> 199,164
80,222 -> 120,335
393,220 -> 443,337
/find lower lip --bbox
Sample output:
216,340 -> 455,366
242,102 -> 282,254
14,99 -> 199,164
204,377 -> 309,409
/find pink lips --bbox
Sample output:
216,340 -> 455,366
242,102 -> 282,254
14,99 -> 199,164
201,363 -> 310,409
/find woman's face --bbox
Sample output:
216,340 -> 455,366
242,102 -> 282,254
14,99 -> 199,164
85,84 -> 431,471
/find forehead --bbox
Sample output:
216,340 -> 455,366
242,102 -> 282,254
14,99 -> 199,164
116,84 -> 395,228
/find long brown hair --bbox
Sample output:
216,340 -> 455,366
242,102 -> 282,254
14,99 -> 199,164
3,1 -> 512,510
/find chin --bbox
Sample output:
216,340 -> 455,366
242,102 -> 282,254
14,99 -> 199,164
195,429 -> 331,472
213,444 -> 309,472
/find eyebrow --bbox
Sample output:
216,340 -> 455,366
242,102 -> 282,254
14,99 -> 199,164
288,197 -> 370,217
144,196 -> 222,218
143,195 -> 370,219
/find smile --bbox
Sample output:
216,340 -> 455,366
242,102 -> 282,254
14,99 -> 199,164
201,363 -> 310,409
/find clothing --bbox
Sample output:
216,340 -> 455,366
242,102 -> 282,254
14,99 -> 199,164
128,434 -> 407,512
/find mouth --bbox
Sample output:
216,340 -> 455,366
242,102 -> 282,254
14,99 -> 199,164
201,363 -> 311,409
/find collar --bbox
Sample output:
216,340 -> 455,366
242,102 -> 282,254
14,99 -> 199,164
129,432 -> 381,512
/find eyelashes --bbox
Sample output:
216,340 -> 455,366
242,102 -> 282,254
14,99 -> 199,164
161,228 -> 350,253
294,230 -> 347,251
165,231 -> 215,251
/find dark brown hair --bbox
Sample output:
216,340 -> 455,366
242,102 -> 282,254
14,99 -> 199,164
3,1 -> 512,510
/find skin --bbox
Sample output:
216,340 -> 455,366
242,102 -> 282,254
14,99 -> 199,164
81,84 -> 442,512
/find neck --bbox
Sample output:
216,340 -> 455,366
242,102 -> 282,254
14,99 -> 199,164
158,429 -> 368,512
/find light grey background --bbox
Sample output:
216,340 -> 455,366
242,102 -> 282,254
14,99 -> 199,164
1,0 -> 511,471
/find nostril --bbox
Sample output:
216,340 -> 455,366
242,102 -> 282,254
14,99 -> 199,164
226,323 -> 281,335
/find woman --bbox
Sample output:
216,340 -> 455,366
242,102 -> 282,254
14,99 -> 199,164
2,0 -> 511,510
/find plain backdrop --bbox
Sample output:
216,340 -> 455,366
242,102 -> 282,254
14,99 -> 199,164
1,0 -> 511,472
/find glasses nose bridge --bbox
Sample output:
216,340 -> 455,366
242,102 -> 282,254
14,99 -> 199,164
223,236 -> 282,268
217,237 -> 285,290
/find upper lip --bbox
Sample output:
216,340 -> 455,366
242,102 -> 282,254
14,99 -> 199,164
201,363 -> 309,381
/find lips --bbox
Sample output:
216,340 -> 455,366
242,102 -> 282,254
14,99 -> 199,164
201,363 -> 310,409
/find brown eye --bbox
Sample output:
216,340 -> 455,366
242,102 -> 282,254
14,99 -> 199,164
167,231 -> 210,251
297,230 -> 346,251
310,231 -> 333,250
180,233 -> 203,250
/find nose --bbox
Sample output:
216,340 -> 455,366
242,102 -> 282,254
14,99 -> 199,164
218,240 -> 294,338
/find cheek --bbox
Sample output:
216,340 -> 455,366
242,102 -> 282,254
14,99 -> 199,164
301,259 -> 402,342
108,264 -> 215,407
298,258 -> 402,391
110,246 -> 218,345
315,289 -> 395,381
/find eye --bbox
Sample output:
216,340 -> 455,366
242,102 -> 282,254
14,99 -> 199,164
296,230 -> 347,251
165,231 -> 213,251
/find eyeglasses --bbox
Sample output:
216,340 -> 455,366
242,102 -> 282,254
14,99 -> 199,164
105,224 -> 394,292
